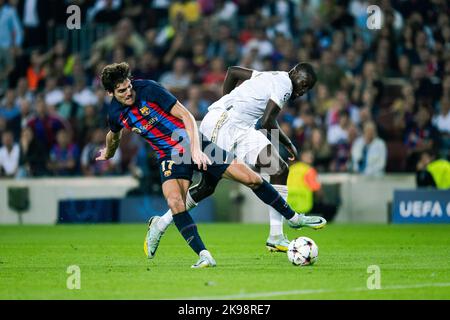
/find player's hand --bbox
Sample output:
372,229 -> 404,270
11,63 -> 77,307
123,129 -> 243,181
95,147 -> 111,161
192,149 -> 212,171
286,143 -> 298,161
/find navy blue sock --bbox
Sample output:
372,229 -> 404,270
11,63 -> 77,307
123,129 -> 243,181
173,211 -> 206,255
252,180 -> 296,220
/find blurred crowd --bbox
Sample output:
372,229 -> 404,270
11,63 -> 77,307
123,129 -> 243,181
0,0 -> 449,184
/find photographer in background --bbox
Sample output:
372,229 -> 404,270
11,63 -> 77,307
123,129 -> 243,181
287,149 -> 339,222
416,149 -> 450,190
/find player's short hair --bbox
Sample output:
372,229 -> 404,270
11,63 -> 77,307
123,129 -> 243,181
100,62 -> 131,92
294,63 -> 317,88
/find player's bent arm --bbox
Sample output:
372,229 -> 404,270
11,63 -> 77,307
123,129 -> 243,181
170,101 -> 201,152
222,66 -> 254,95
97,129 -> 122,160
170,101 -> 211,169
260,100 -> 293,147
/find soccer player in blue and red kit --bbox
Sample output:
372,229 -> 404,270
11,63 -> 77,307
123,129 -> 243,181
96,62 -> 326,268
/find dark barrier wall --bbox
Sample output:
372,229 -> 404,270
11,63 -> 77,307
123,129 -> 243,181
58,196 -> 215,223
58,199 -> 120,223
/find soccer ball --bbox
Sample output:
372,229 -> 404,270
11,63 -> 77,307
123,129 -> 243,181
287,236 -> 319,266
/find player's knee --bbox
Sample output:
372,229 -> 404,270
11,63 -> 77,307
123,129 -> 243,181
166,195 -> 186,213
244,172 -> 263,189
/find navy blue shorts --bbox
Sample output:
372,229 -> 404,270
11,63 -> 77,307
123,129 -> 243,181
158,136 -> 235,185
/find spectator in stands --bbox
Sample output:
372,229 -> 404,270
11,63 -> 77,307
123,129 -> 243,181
184,85 -> 209,121
416,149 -> 450,189
26,49 -> 45,92
133,51 -> 163,82
92,0 -> 122,25
292,105 -> 316,147
404,105 -> 440,171
81,128 -> 121,176
303,127 -> 332,173
316,49 -> 346,95
48,129 -> 80,176
0,0 -> 23,95
159,56 -> 192,91
190,39 -> 208,76
44,77 -> 64,111
260,0 -> 296,39
207,23 -> 233,59
15,77 -> 34,104
432,98 -> 450,159
351,61 -> 384,110
0,89 -> 21,140
77,104 -> 105,146
287,149 -> 338,223
0,131 -> 19,177
396,54 -> 411,79
211,0 -> 238,24
441,74 -> 450,102
26,94 -> 67,152
16,0 -> 46,49
330,90 -> 360,125
202,57 -> 226,93
328,109 -> 358,172
351,121 -> 387,176
411,64 -> 436,105
18,98 -> 32,128
56,85 -> 82,122
0,117 -> 6,147
169,0 -> 201,26
315,83 -> 334,119
17,126 -> 47,177
242,27 -> 274,60
73,77 -> 98,108
90,18 -> 146,64
327,109 -> 352,146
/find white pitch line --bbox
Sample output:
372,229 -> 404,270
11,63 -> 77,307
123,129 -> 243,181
173,282 -> 450,300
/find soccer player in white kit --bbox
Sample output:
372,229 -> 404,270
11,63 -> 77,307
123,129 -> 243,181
146,63 -> 323,256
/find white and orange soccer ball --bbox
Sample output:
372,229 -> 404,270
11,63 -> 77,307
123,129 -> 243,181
287,236 -> 319,266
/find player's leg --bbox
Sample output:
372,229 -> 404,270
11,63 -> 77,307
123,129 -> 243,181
161,178 -> 216,268
256,144 -> 290,252
144,160 -> 215,267
237,129 -> 290,251
156,174 -> 220,233
222,159 -> 327,229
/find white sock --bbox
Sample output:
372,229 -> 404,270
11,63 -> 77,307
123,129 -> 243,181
268,184 -> 288,239
156,191 -> 198,232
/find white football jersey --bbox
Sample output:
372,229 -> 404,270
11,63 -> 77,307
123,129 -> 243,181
209,71 -> 293,128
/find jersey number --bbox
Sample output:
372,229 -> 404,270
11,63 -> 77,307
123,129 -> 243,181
161,160 -> 175,177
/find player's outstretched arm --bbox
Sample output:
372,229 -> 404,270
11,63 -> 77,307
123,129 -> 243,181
170,101 -> 211,170
223,66 -> 254,95
260,100 -> 298,161
96,129 -> 122,161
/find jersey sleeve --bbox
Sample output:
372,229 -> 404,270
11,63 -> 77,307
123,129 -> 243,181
108,102 -> 124,133
269,74 -> 292,109
144,81 -> 178,113
108,115 -> 124,133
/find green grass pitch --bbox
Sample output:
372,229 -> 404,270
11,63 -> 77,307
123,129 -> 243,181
1,223 -> 449,299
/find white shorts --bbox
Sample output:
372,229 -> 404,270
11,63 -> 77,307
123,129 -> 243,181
200,107 -> 270,167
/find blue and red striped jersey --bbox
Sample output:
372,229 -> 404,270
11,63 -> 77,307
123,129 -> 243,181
108,80 -> 189,159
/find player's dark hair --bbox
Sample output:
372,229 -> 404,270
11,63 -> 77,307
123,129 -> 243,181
294,63 -> 317,88
100,62 -> 131,92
